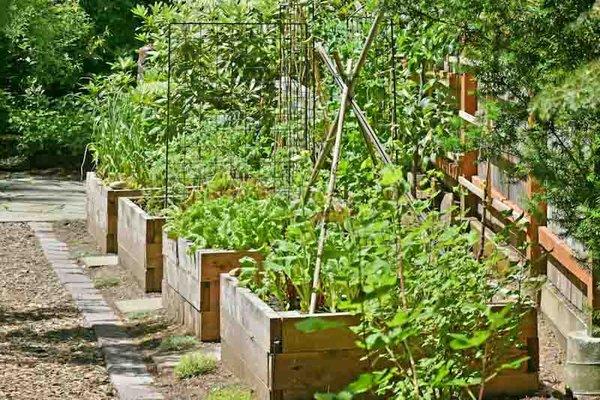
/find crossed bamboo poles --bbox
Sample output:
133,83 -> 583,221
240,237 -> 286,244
305,12 -> 394,314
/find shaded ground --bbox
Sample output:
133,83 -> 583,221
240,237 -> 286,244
537,315 -> 566,396
53,219 -> 250,399
0,222 -> 113,399
126,310 -> 243,400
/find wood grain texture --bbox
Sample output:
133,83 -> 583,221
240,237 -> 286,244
85,172 -> 141,253
162,232 -> 263,341
220,275 -> 368,400
220,275 -> 538,399
117,197 -> 165,292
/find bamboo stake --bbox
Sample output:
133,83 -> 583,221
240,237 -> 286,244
316,44 -> 382,164
308,13 -> 383,314
309,85 -> 350,314
302,13 -> 385,205
476,158 -> 491,261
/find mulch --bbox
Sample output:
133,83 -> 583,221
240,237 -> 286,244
0,222 -> 114,399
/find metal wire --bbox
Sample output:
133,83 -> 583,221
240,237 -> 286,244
165,15 -> 315,205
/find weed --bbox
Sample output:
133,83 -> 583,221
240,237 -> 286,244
126,311 -> 153,320
92,276 -> 120,289
174,352 -> 217,379
206,385 -> 253,400
158,335 -> 199,352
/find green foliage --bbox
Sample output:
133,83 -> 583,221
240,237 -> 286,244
86,62 -> 164,187
174,352 -> 218,379
383,0 -> 600,333
166,178 -> 291,252
0,0 -> 152,168
80,0 -> 156,62
0,0 -> 99,92
158,335 -> 200,352
92,276 -> 120,289
205,385 -> 253,400
8,88 -> 90,166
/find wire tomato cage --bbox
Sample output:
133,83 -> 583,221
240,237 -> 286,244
164,13 -> 316,207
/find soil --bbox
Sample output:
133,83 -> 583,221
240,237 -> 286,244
536,315 -> 566,397
0,222 -> 114,400
52,219 -> 252,400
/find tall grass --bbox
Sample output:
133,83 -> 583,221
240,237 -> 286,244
90,91 -> 162,188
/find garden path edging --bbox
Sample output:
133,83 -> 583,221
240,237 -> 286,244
29,222 -> 163,400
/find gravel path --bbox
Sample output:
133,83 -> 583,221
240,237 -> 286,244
0,222 -> 114,399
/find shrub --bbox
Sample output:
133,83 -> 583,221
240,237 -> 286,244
92,276 -> 120,289
157,335 -> 199,352
174,353 -> 217,379
206,385 -> 253,400
8,89 -> 91,168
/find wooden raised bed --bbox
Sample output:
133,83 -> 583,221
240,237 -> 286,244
220,274 -> 369,400
117,197 -> 165,292
86,172 -> 141,253
484,305 -> 539,397
220,274 -> 538,399
162,231 -> 262,341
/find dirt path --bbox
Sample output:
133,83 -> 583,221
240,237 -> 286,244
0,222 -> 114,399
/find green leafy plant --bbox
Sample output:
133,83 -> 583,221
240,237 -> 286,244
174,352 -> 218,379
166,179 -> 292,253
158,335 -> 200,353
205,385 -> 253,400
92,276 -> 120,289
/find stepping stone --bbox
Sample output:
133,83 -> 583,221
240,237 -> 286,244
151,354 -> 182,373
79,254 -> 118,267
115,297 -> 163,314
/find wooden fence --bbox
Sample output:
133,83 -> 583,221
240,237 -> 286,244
434,67 -> 599,334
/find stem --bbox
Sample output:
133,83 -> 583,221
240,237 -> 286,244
396,191 -> 408,309
309,85 -> 350,314
476,158 -> 491,260
403,340 -> 421,399
477,341 -> 489,400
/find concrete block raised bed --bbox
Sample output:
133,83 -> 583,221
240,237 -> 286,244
85,172 -> 141,253
220,274 -> 369,400
117,197 -> 165,292
162,231 -> 262,341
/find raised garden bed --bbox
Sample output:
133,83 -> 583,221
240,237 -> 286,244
220,274 -> 369,400
117,197 -> 165,292
220,275 -> 538,399
85,171 -> 141,253
484,305 -> 539,397
162,231 -> 263,341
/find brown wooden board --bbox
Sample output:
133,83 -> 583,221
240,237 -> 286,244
221,275 -> 539,399
162,231 -> 263,341
85,172 -> 141,253
220,275 -> 370,400
117,197 -> 165,292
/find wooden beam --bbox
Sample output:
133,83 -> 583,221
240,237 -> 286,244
538,226 -> 593,298
458,176 -> 528,224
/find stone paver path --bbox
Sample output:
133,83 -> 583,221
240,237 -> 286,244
0,173 -> 163,399
30,222 -> 163,400
0,174 -> 85,222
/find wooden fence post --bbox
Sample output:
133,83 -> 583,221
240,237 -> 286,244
525,176 -> 547,286
458,73 -> 479,216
